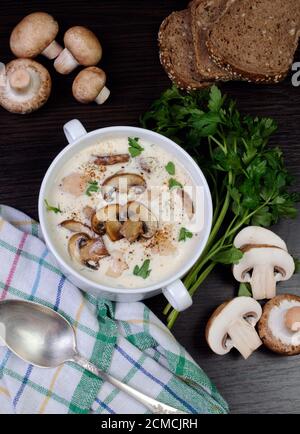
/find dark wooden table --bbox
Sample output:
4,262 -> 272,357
0,0 -> 299,414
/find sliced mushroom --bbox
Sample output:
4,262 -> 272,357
91,212 -> 105,236
68,232 -> 89,265
138,157 -> 158,174
95,204 -> 125,241
102,173 -> 146,200
68,233 -> 108,270
106,221 -> 123,242
106,250 -> 129,278
61,172 -> 88,197
93,154 -> 130,166
80,238 -> 108,270
206,297 -> 262,359
127,201 -> 158,239
234,226 -> 288,251
119,220 -> 143,243
233,227 -> 295,300
83,206 -> 95,221
177,189 -> 194,220
60,219 -> 93,237
258,294 -> 300,355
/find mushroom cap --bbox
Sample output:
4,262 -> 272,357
72,67 -> 106,103
0,59 -> 51,114
10,12 -> 59,58
234,226 -> 287,251
64,26 -> 102,65
233,248 -> 295,283
206,297 -> 262,355
258,294 -> 300,355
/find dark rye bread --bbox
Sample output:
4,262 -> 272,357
158,10 -> 211,91
207,0 -> 300,83
190,0 -> 235,81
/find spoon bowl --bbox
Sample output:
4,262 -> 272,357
0,300 -> 76,367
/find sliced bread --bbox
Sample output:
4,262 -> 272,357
207,0 -> 300,83
190,0 -> 235,81
158,10 -> 211,91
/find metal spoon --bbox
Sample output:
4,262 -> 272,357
0,299 -> 186,414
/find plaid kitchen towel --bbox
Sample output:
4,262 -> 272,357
0,205 -> 228,414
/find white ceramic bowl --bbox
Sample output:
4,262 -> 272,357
38,120 -> 212,311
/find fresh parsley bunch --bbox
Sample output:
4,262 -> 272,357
141,85 -> 299,328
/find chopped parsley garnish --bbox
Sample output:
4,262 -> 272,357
85,180 -> 99,196
168,178 -> 183,190
178,227 -> 193,242
44,199 -> 62,214
165,161 -> 175,175
133,259 -> 151,279
128,137 -> 144,157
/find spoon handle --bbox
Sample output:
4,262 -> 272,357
72,353 -> 187,414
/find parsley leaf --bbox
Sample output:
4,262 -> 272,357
85,180 -> 99,196
165,161 -> 175,175
179,227 -> 193,242
294,257 -> 300,274
211,246 -> 243,265
238,283 -> 252,297
44,199 -> 62,214
168,178 -> 183,190
128,137 -> 144,157
133,259 -> 151,279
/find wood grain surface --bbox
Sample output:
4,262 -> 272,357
0,0 -> 299,414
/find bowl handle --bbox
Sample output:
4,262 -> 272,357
63,119 -> 87,144
162,280 -> 192,312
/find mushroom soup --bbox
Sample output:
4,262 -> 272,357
45,135 -> 201,288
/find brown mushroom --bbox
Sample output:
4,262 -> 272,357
68,233 -> 108,270
91,212 -> 106,236
10,12 -> 62,59
72,67 -> 110,105
93,154 -> 130,166
54,26 -> 102,74
127,201 -> 158,239
119,220 -> 143,243
102,173 -> 146,200
258,294 -> 300,355
0,59 -> 51,114
95,204 -> 126,241
177,189 -> 194,220
60,219 -> 93,237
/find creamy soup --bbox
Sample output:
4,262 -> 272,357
45,135 -> 201,288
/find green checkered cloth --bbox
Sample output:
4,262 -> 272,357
0,205 -> 228,414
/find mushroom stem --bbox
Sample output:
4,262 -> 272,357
251,264 -> 276,300
285,307 -> 300,332
227,318 -> 262,359
95,86 -> 110,105
41,40 -> 63,59
8,69 -> 31,93
54,48 -> 79,74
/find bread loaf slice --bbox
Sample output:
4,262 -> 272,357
158,10 -> 211,91
190,0 -> 235,81
207,0 -> 300,83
